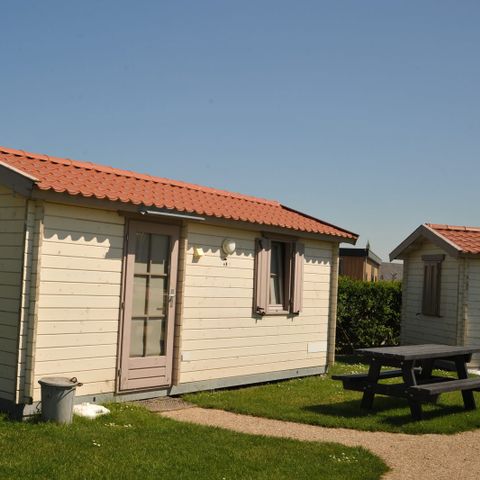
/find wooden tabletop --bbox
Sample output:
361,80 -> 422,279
355,344 -> 480,361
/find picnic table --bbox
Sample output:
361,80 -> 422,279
333,344 -> 480,420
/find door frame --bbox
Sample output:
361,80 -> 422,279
117,219 -> 180,392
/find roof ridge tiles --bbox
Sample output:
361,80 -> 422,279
427,223 -> 480,233
0,145 -> 279,207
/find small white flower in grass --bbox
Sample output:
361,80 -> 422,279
329,452 -> 359,463
92,440 -> 101,447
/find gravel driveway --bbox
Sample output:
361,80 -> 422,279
163,406 -> 480,480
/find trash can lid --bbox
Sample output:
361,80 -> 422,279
38,377 -> 80,388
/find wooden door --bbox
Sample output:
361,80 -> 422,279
119,221 -> 179,391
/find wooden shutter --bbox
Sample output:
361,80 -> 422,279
291,242 -> 304,314
421,254 -> 444,316
254,238 -> 270,315
422,264 -> 430,314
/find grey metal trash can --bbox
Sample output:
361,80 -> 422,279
38,377 -> 81,424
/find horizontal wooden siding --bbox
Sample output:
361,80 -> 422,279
465,258 -> 480,367
176,222 -> 332,384
401,242 -> 458,346
32,202 -> 124,400
0,185 -> 26,402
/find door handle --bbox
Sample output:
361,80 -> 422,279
168,289 -> 176,304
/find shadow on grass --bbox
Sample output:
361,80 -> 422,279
2,412 -> 46,425
377,405 -> 467,427
303,397 -> 467,427
303,398 -> 404,419
334,355 -> 368,366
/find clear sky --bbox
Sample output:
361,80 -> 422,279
2,1 -> 479,261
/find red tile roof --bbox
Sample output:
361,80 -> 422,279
426,224 -> 480,255
0,146 -> 357,240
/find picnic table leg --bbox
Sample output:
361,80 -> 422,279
455,356 -> 476,410
419,359 -> 435,380
360,360 -> 381,410
417,359 -> 440,403
402,361 -> 423,420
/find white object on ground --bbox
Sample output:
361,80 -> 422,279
73,402 -> 110,419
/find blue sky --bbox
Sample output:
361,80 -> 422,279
2,1 -> 479,261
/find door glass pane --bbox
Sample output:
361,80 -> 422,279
130,318 -> 145,357
150,234 -> 169,275
133,276 -> 147,316
148,277 -> 167,316
145,318 -> 165,356
128,229 -> 172,360
134,233 -> 150,274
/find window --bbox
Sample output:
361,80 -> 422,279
269,241 -> 287,307
254,237 -> 304,315
421,254 -> 444,316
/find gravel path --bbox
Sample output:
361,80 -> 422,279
162,407 -> 480,480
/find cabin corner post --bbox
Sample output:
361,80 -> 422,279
399,258 -> 409,345
171,222 -> 188,386
15,200 -> 44,405
327,243 -> 339,367
456,257 -> 468,347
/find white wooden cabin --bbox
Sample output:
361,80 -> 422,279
390,223 -> 480,367
0,146 -> 357,416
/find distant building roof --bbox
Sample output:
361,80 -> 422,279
339,247 -> 382,266
390,223 -> 480,260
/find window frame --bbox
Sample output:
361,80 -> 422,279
421,254 -> 444,317
268,240 -> 293,314
254,234 -> 304,317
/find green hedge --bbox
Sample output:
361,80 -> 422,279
336,276 -> 402,353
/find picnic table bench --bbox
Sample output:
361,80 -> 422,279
332,344 -> 480,420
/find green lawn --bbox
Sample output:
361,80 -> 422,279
0,403 -> 387,480
185,357 -> 480,434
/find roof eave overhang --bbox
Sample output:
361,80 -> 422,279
281,204 -> 359,241
337,235 -> 357,245
367,250 -> 383,265
31,188 -> 358,243
458,252 -> 480,259
0,161 -> 38,197
389,224 -> 461,261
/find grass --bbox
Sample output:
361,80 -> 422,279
185,356 -> 480,434
0,402 -> 387,480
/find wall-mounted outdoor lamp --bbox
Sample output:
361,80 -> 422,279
222,238 -> 236,256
